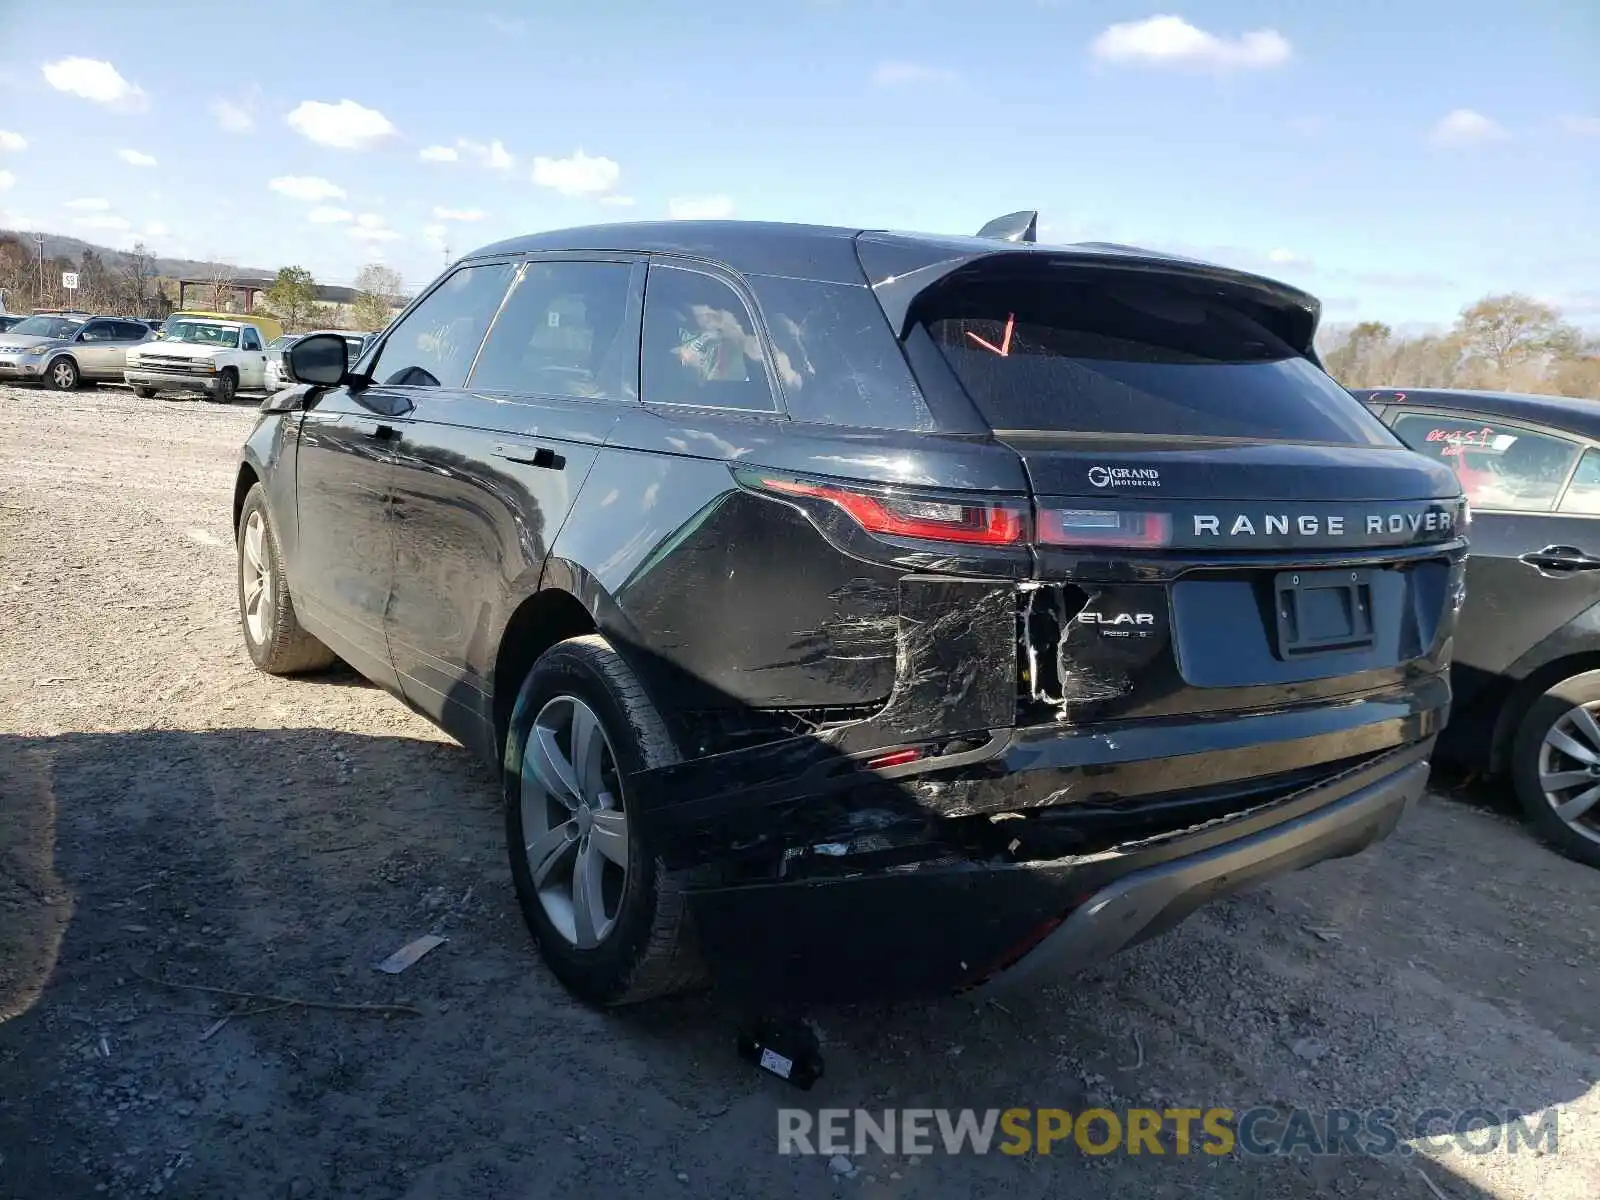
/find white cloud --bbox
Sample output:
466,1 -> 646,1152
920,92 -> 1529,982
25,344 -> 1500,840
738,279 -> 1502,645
75,213 -> 132,231
871,61 -> 959,87
0,170 -> 13,192
422,223 -> 447,238
599,195 -> 637,207
1090,16 -> 1291,71
308,206 -> 353,224
419,144 -> 459,162
0,130 -> 25,152
269,175 -> 347,202
532,149 -> 620,197
65,197 -> 111,211
1559,115 -> 1600,136
348,213 -> 400,242
668,195 -> 735,220
118,148 -> 157,167
1267,248 -> 1306,265
212,99 -> 254,133
285,98 -> 396,149
41,57 -> 148,109
1430,109 -> 1507,146
459,138 -> 514,170
144,221 -> 168,237
431,206 -> 485,221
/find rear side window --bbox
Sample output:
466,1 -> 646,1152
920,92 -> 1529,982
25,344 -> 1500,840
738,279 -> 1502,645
1391,411 -> 1581,513
918,276 -> 1394,445
367,262 -> 517,388
747,275 -> 933,430
1560,450 -> 1600,515
641,264 -> 777,412
469,260 -> 636,401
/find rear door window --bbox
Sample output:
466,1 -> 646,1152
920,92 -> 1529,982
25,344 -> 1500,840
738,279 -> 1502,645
641,264 -> 777,413
1391,411 -> 1581,513
918,277 -> 1394,444
468,260 -> 638,401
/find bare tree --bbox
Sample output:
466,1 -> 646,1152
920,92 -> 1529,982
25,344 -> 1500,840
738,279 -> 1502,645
1456,293 -> 1581,376
351,263 -> 404,333
203,261 -> 239,312
119,242 -> 159,315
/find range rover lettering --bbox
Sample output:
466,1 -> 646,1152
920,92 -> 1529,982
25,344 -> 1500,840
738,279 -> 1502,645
234,214 -> 1467,1007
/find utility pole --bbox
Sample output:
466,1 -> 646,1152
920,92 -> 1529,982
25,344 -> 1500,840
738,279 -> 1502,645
33,233 -> 45,309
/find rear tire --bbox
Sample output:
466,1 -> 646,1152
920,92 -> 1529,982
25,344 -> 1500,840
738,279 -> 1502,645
504,634 -> 705,1006
1511,670 -> 1600,869
236,484 -> 336,675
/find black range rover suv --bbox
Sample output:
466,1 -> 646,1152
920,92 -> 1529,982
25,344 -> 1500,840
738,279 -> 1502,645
236,215 -> 1466,1007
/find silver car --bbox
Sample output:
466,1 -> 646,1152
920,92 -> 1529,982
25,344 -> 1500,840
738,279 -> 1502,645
0,314 -> 154,390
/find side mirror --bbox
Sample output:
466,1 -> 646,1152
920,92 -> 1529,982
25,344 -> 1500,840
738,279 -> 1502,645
285,332 -> 350,386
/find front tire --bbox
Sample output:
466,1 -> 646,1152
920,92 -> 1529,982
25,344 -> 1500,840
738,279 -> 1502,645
1511,670 -> 1600,869
236,483 -> 336,675
133,387 -> 159,399
504,635 -> 705,1006
45,357 -> 79,391
209,369 -> 238,404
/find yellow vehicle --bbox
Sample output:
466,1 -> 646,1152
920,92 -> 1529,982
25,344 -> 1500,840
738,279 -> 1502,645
158,310 -> 283,342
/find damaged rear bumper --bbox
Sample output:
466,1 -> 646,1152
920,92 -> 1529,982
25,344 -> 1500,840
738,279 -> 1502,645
670,740 -> 1429,1004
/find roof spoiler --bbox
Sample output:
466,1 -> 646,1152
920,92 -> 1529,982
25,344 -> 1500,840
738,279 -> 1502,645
973,210 -> 1038,244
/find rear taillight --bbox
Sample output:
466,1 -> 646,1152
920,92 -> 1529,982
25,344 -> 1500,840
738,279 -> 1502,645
753,476 -> 1030,546
1037,508 -> 1172,549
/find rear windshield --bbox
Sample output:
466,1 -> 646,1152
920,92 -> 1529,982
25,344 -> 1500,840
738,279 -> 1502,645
918,277 -> 1395,445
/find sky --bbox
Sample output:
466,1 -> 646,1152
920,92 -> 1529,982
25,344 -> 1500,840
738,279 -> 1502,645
0,0 -> 1595,329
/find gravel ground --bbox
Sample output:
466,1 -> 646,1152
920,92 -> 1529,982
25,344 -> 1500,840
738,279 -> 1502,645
1,383 -> 1597,1200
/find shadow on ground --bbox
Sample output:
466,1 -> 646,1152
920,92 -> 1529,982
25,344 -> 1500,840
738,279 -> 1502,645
1,728 -> 1589,1199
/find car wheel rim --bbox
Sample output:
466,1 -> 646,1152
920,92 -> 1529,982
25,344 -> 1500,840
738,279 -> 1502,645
1537,702 -> 1600,846
519,695 -> 629,950
52,362 -> 74,387
240,510 -> 272,645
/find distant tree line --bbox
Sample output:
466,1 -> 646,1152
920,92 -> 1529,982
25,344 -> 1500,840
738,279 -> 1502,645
0,235 -> 406,336
257,263 -> 405,334
0,234 -> 171,317
1319,294 -> 1600,399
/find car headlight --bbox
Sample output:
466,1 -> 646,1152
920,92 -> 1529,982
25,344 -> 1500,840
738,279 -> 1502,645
22,345 -> 49,357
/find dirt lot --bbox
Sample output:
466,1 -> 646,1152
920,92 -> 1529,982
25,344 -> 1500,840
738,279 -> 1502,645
1,384 -> 1597,1200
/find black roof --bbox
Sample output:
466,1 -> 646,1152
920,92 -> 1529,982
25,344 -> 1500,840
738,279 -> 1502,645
462,219 -> 1320,309
1353,387 -> 1600,441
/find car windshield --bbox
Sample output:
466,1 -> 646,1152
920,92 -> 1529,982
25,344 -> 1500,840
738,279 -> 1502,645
267,335 -> 301,351
7,316 -> 85,339
163,321 -> 241,348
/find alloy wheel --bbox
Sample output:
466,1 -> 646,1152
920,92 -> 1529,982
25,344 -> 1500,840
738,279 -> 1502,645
240,510 -> 273,645
1536,701 -> 1600,847
520,695 -> 630,949
51,360 -> 76,389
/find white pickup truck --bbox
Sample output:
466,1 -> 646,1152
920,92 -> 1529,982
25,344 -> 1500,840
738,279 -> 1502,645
123,316 -> 269,402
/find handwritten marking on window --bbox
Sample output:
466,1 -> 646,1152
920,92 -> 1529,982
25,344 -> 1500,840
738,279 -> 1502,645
965,313 -> 1016,357
1424,426 -> 1496,456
